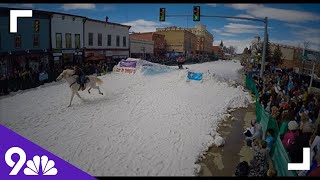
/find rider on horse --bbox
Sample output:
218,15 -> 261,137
73,65 -> 86,91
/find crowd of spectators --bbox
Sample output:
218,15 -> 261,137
0,61 -> 109,96
236,64 -> 320,176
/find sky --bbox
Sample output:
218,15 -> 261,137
1,3 -> 320,53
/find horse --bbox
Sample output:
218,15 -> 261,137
56,69 -> 104,107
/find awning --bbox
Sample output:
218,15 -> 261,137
85,54 -> 106,61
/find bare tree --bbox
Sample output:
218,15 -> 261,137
303,41 -> 310,51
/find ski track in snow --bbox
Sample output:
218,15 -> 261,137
0,60 -> 251,176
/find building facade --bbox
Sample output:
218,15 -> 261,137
51,13 -> 85,68
270,43 -> 320,76
156,27 -> 197,56
251,35 -> 262,55
129,38 -> 154,59
184,24 -> 214,55
129,32 -> 166,57
84,18 -> 130,64
0,8 -> 51,76
212,46 -> 224,59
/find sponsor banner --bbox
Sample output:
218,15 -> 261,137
187,71 -> 203,81
0,125 -> 96,180
114,67 -> 136,74
119,61 -> 137,68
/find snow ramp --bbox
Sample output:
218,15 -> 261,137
114,58 -> 174,76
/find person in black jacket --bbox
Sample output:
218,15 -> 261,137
73,65 -> 86,91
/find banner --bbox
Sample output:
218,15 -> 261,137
119,60 -> 137,68
187,71 -> 203,81
114,67 -> 136,74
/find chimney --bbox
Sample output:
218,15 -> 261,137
105,16 -> 109,22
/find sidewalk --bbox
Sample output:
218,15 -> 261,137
198,103 -> 256,176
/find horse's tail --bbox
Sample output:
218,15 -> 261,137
96,77 -> 103,85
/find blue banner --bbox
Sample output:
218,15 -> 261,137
187,71 -> 203,81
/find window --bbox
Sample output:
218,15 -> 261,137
34,20 -> 40,33
15,35 -> 21,48
107,35 -> 111,46
116,35 -> 120,47
65,33 -> 72,49
75,34 -> 80,49
123,36 -> 126,47
56,33 -> 62,49
33,34 -> 40,47
98,33 -> 102,46
88,33 -> 93,46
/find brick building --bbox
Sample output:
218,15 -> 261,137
270,43 -> 320,76
212,46 -> 224,59
156,27 -> 197,56
129,32 -> 166,57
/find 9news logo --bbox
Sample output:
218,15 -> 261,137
5,147 -> 58,176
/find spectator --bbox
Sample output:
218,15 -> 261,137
245,119 -> 262,147
282,121 -> 299,150
300,112 -> 314,135
308,152 -> 320,176
279,111 -> 290,139
288,132 -> 311,163
265,129 -> 275,153
235,161 -> 249,176
310,125 -> 320,163
248,140 -> 269,176
267,168 -> 277,177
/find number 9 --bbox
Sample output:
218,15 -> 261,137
5,147 -> 26,175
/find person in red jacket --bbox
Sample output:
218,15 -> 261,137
176,56 -> 185,69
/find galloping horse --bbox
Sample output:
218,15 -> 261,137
56,69 -> 104,107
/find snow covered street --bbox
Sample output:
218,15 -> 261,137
0,60 -> 251,176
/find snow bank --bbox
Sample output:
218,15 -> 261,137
116,58 -> 174,76
0,60 -> 250,176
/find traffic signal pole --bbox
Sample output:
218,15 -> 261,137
163,14 -> 268,78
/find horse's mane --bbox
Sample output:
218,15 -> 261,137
63,69 -> 75,76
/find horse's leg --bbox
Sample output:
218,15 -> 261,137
75,91 -> 85,102
88,88 -> 91,94
68,91 -> 75,107
92,86 -> 103,95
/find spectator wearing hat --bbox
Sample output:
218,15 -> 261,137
282,121 -> 299,150
300,112 -> 314,135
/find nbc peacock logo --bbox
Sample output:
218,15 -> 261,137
5,147 -> 58,176
24,155 -> 58,175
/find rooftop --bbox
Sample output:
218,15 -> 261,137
0,7 -> 130,29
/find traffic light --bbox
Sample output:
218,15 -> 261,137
159,8 -> 166,22
34,20 -> 40,33
193,6 -> 200,21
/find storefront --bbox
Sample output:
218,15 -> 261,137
0,50 -> 50,75
52,49 -> 83,68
